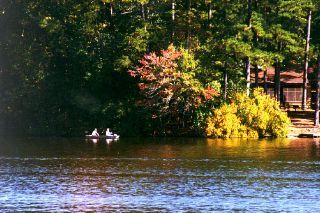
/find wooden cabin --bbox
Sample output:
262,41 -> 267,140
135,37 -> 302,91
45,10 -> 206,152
251,66 -> 314,109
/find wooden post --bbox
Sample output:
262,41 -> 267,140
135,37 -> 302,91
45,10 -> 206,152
254,65 -> 259,87
263,70 -> 267,94
275,59 -> 281,101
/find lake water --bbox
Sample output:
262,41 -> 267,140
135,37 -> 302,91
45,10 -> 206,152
0,137 -> 319,212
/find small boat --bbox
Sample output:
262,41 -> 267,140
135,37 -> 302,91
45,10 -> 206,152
85,134 -> 120,140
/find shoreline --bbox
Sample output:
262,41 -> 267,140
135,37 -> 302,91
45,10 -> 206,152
287,110 -> 320,138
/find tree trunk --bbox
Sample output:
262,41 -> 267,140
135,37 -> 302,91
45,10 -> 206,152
245,58 -> 251,96
171,0 -> 175,42
223,69 -> 228,100
107,1 -> 115,32
274,41 -> 281,102
246,0 -> 252,96
247,0 -> 252,28
186,0 -> 191,50
302,10 -> 312,110
140,3 -> 149,52
110,2 -> 113,16
314,54 -> 320,126
208,1 -> 212,29
141,3 -> 147,32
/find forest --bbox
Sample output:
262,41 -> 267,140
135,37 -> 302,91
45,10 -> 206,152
0,0 -> 320,137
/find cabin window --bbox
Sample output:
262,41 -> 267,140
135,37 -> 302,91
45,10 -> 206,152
266,88 -> 274,98
283,87 -> 302,102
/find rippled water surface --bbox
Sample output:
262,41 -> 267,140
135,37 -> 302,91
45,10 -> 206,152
0,137 -> 319,212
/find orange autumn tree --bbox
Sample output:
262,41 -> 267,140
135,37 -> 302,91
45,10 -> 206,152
129,45 -> 218,136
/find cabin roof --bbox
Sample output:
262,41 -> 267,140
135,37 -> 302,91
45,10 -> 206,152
250,66 -> 314,84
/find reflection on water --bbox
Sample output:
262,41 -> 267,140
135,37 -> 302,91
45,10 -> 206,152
0,137 -> 319,212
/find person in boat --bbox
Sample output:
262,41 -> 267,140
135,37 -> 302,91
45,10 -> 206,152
106,128 -> 120,139
91,128 -> 99,136
105,128 -> 113,136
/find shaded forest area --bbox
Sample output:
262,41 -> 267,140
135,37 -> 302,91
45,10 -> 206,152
1,0 -> 320,136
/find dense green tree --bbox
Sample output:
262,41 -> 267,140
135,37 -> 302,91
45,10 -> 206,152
1,0 -> 320,136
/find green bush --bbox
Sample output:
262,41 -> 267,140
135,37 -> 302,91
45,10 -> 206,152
206,88 -> 291,138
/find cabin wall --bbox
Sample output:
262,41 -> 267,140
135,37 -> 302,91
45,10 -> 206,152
253,83 -> 311,108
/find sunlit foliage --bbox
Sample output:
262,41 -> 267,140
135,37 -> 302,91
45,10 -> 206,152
206,89 -> 291,138
129,45 -> 219,135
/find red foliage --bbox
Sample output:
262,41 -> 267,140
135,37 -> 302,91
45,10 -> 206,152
138,83 -> 146,90
202,86 -> 219,101
128,45 -> 183,85
128,45 -> 218,135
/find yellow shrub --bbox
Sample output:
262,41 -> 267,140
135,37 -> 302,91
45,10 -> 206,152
206,88 -> 291,138
206,103 -> 241,138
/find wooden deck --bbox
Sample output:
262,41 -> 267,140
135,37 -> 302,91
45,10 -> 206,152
287,110 -> 320,138
297,133 -> 320,138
